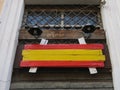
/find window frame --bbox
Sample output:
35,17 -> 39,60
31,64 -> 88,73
22,5 -> 102,30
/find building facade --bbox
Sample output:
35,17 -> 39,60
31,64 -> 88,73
0,0 -> 120,90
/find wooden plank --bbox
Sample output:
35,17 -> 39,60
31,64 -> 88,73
10,89 -> 113,90
10,81 -> 113,89
10,68 -> 113,89
20,61 -> 104,67
19,29 -> 105,39
22,49 -> 103,55
23,54 -> 105,61
24,44 -> 104,50
25,5 -> 100,11
104,44 -> 111,68
11,68 -> 113,81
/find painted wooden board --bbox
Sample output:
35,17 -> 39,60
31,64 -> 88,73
24,44 -> 104,50
22,49 -> 103,55
20,61 -> 104,67
21,44 -> 105,67
23,55 -> 105,61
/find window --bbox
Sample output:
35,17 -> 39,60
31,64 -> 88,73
22,5 -> 102,30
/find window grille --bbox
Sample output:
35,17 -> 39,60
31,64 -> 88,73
22,5 -> 102,30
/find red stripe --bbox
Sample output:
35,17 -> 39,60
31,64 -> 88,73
20,61 -> 104,68
24,44 -> 104,50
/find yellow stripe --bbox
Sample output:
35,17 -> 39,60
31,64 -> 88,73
22,49 -> 102,55
23,55 -> 105,61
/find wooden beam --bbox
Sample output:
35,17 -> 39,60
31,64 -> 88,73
19,29 -> 105,39
25,0 -> 100,5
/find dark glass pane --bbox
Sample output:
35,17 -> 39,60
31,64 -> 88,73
64,12 -> 97,26
26,11 -> 61,26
